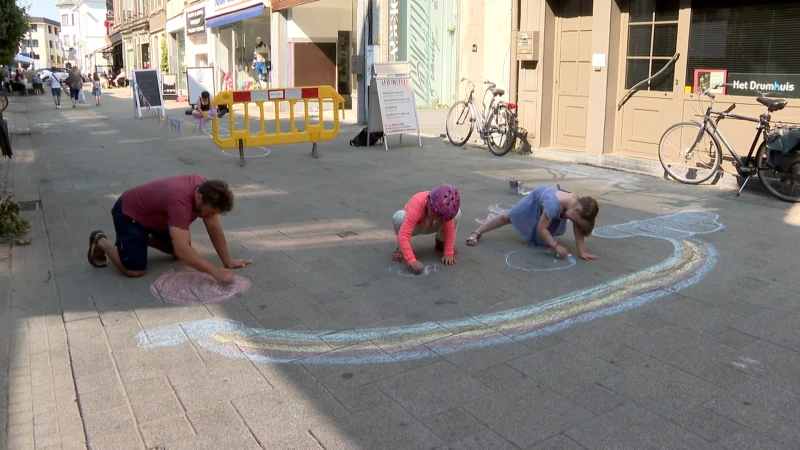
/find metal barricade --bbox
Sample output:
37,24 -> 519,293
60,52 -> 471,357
210,86 -> 345,166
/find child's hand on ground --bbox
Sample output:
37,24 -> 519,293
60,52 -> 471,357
442,255 -> 456,266
409,261 -> 426,274
579,252 -> 599,261
554,244 -> 568,258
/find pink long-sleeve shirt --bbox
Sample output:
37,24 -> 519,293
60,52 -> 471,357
397,191 -> 456,264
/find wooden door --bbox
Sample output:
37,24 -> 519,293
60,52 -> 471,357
553,0 -> 593,150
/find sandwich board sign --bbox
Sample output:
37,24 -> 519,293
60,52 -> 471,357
370,62 -> 422,151
131,68 -> 165,118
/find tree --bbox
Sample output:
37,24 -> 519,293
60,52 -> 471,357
0,0 -> 30,65
160,37 -> 168,73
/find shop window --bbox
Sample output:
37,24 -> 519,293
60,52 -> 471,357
686,0 -> 800,94
624,0 -> 679,91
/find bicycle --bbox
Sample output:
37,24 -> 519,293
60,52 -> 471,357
658,83 -> 800,202
445,78 -> 518,156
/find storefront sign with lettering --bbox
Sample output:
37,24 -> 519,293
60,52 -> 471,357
727,73 -> 800,99
186,8 -> 206,36
388,0 -> 400,61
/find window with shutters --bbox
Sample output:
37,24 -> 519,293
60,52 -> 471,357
686,0 -> 800,86
624,0 -> 679,92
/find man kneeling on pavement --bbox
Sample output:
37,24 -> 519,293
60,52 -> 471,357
87,174 -> 252,285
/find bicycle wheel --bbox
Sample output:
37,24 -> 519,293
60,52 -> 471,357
755,142 -> 800,202
486,105 -> 517,157
0,95 -> 7,113
658,121 -> 722,185
445,101 -> 473,146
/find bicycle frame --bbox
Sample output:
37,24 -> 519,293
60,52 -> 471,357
695,100 -> 772,173
462,81 -> 499,136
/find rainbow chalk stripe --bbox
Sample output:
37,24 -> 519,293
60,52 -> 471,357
136,211 -> 723,365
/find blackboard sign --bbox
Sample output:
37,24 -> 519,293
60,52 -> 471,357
186,7 -> 205,36
131,69 -> 165,118
162,74 -> 178,100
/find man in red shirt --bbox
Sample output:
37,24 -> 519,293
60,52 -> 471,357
87,174 -> 251,285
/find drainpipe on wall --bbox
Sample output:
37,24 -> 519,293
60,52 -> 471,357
509,0 -> 520,103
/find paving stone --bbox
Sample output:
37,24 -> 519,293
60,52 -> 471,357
423,407 -> 489,443
463,379 -> 593,447
646,297 -> 744,336
565,402 -> 708,448
139,415 -> 195,448
77,384 -> 127,415
528,433 -> 586,449
711,327 -> 759,349
472,363 -> 527,391
740,338 -> 800,387
308,402 -> 432,448
712,430 -> 791,449
376,361 -> 493,417
705,378 -> 800,447
438,429 -> 517,449
333,382 -> 393,412
694,362 -> 753,390
83,405 -> 137,441
132,394 -> 184,424
508,342 -> 621,396
600,359 -> 722,419
124,376 -> 175,404
627,324 -> 740,373
564,383 -> 627,415
233,388 -> 349,447
673,406 -> 741,443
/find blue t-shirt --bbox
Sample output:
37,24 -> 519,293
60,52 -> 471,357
508,184 -> 568,246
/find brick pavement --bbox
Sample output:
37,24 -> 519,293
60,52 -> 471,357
2,87 -> 800,449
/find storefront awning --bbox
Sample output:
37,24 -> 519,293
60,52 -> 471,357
206,4 -> 265,28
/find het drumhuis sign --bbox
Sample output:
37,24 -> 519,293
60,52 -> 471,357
728,73 -> 800,99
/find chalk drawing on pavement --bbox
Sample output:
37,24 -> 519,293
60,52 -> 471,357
389,264 -> 439,277
475,203 -> 515,225
505,248 -> 576,272
137,210 -> 722,364
592,210 -> 725,239
150,268 -> 250,305
222,148 -> 271,158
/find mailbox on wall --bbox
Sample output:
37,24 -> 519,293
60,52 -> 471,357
515,31 -> 539,61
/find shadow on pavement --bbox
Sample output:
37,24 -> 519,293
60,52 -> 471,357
3,88 -> 800,449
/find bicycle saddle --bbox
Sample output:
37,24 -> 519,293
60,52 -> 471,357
757,97 -> 788,112
491,88 -> 505,97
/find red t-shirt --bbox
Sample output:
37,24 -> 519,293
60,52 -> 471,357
119,174 -> 207,230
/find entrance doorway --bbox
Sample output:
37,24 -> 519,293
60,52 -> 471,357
293,42 -> 336,87
552,0 -> 593,150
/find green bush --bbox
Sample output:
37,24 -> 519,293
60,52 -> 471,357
0,198 -> 30,236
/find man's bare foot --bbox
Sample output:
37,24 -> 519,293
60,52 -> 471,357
87,230 -> 107,268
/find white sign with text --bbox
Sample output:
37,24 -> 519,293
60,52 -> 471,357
375,76 -> 419,135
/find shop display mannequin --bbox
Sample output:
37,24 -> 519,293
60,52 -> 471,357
252,37 -> 271,83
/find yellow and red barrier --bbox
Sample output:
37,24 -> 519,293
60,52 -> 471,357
210,85 -> 345,166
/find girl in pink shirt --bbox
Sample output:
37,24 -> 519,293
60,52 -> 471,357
392,184 -> 461,274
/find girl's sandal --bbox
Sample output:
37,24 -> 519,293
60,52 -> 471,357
465,231 -> 482,246
392,247 -> 404,262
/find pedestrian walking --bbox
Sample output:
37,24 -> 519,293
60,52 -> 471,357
91,72 -> 102,106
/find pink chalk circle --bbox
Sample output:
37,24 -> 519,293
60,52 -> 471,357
151,268 -> 250,305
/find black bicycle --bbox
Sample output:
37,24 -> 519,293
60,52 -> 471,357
658,83 -> 800,202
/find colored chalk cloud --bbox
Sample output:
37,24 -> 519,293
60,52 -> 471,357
150,268 -> 250,305
136,210 -> 723,365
